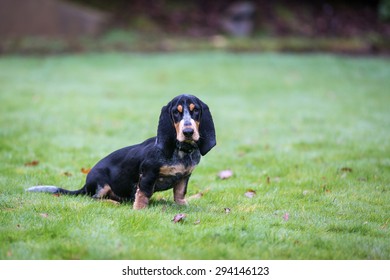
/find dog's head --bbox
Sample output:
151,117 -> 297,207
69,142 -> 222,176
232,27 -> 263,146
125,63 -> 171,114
157,94 -> 216,156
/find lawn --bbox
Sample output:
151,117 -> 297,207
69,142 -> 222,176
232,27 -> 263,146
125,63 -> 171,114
0,52 -> 389,259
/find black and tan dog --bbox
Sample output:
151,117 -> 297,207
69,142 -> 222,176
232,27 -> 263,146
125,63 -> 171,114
27,94 -> 216,209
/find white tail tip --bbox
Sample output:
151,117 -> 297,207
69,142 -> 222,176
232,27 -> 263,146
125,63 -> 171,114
26,186 -> 59,193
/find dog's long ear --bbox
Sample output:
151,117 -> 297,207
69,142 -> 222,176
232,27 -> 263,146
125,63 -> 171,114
156,104 -> 176,156
198,99 -> 216,156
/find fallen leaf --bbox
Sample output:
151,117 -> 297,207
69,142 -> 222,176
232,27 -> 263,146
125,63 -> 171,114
156,196 -> 167,202
172,213 -> 186,223
40,213 -> 49,218
81,167 -> 91,174
224,207 -> 231,214
53,193 -> 61,197
283,212 -> 290,221
273,177 -> 281,183
266,176 -> 270,184
7,251 -> 12,257
194,219 -> 201,225
188,189 -> 210,200
340,167 -> 353,173
63,171 -> 72,177
24,160 -> 39,166
218,170 -> 233,179
244,189 -> 256,198
188,192 -> 203,199
238,151 -> 246,157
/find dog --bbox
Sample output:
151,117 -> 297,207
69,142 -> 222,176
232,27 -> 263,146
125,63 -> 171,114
27,94 -> 216,209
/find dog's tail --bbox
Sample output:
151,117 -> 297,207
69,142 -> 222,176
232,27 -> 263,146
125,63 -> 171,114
26,185 -> 86,196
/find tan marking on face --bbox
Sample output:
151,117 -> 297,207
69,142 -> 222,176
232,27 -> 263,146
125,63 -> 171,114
175,119 -> 200,142
195,121 -> 200,132
191,119 -> 200,141
189,103 -> 195,112
173,179 -> 188,205
174,121 -> 182,140
160,164 -> 194,176
177,105 -> 183,113
133,188 -> 149,210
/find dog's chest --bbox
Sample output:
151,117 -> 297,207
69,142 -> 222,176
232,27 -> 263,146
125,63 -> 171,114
154,150 -> 200,191
159,163 -> 195,177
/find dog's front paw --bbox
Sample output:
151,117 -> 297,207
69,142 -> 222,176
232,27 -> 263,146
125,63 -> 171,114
174,198 -> 188,206
133,189 -> 149,210
133,202 -> 148,210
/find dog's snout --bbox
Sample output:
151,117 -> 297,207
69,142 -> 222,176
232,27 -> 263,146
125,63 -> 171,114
184,120 -> 192,126
183,127 -> 194,137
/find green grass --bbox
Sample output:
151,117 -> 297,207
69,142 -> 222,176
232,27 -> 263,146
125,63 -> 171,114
0,52 -> 389,259
2,30 -> 389,54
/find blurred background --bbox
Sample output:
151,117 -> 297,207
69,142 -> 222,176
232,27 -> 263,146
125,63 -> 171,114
0,0 -> 389,54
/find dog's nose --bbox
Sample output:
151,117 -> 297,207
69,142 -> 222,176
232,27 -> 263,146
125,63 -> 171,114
183,127 -> 194,137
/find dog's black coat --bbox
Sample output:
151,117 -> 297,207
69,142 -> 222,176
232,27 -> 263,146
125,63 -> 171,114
27,94 -> 216,209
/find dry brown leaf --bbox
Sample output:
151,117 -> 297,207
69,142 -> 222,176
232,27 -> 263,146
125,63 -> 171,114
273,177 -> 281,183
321,185 -> 331,193
218,170 -> 233,179
172,213 -> 186,223
63,172 -> 72,177
24,160 -> 39,166
188,192 -> 203,199
340,167 -> 353,173
244,189 -> 256,198
81,167 -> 91,174
189,189 -> 210,200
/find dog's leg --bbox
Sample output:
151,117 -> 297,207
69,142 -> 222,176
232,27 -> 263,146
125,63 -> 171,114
173,177 -> 189,206
133,187 -> 150,210
132,168 -> 158,210
92,184 -> 123,203
92,184 -> 111,199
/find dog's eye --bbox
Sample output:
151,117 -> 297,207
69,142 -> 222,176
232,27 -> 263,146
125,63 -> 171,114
173,110 -> 181,118
192,108 -> 200,116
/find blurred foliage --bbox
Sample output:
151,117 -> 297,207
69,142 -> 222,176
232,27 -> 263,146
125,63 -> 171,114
67,0 -> 389,37
1,0 -> 389,55
379,0 -> 390,20
1,30 -> 389,55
